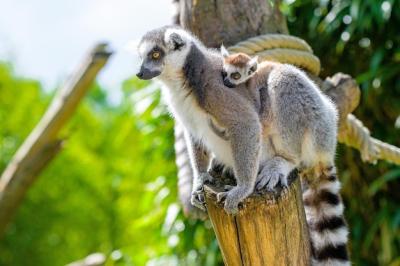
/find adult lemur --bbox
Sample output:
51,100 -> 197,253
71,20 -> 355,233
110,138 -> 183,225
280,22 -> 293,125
136,26 -> 349,265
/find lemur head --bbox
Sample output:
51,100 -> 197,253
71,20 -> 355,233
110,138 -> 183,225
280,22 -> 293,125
136,26 -> 196,80
220,45 -> 258,88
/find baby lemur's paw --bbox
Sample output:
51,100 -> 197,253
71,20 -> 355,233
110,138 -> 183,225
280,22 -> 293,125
256,168 -> 288,191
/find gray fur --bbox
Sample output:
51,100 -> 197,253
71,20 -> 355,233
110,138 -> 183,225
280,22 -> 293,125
136,26 -> 338,216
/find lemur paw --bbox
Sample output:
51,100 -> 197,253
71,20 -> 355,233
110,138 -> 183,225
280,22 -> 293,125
216,190 -> 240,215
191,188 -> 206,211
190,172 -> 215,211
256,169 -> 288,191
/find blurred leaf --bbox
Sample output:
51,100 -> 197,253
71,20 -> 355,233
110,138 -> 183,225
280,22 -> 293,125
368,169 -> 400,195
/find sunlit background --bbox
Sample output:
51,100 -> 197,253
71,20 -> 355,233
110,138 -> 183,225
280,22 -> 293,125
0,0 -> 171,102
0,0 -> 400,265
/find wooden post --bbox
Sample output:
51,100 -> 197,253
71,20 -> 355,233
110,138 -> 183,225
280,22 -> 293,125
204,176 -> 310,266
0,43 -> 112,237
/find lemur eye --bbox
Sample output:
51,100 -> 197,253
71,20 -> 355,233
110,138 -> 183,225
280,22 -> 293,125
250,66 -> 257,72
152,51 -> 161,59
231,72 -> 241,80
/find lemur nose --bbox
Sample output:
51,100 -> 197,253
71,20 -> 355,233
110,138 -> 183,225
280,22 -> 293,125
136,71 -> 143,78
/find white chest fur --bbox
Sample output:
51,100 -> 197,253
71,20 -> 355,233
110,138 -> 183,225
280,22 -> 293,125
160,82 -> 234,167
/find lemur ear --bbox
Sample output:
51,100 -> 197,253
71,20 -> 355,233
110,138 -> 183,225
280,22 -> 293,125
168,33 -> 185,50
220,44 -> 230,58
249,56 -> 259,71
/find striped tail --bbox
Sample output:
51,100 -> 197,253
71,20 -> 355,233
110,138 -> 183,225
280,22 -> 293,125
302,165 -> 350,266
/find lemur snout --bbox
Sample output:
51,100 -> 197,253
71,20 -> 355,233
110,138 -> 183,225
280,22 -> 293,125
223,78 -> 236,88
136,66 -> 161,80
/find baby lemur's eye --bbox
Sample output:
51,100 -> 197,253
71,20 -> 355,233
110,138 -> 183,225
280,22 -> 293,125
231,72 -> 241,80
250,66 -> 257,72
152,51 -> 161,60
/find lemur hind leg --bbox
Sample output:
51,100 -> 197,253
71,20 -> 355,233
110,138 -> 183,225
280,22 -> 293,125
256,156 -> 296,191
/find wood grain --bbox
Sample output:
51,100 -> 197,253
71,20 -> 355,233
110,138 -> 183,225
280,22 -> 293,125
205,177 -> 311,266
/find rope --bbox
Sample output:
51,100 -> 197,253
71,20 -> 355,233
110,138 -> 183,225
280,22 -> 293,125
228,35 -> 400,166
257,49 -> 320,76
228,34 -> 320,75
339,114 -> 400,165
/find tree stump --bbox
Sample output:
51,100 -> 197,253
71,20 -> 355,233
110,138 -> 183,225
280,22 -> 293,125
204,171 -> 311,266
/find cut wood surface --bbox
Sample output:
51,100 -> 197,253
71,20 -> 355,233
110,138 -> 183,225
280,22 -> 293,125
0,43 -> 112,237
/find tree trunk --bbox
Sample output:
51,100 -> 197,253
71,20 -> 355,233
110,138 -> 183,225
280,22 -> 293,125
179,0 -> 311,264
180,0 -> 288,47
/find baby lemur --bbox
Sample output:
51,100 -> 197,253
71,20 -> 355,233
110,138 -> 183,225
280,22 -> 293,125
137,26 -> 349,265
221,46 -> 349,266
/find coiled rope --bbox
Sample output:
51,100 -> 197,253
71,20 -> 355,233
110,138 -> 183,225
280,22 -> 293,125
228,34 -> 400,165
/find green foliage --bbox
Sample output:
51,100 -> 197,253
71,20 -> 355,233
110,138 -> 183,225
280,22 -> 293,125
283,0 -> 400,264
0,65 -> 218,265
0,1 -> 399,265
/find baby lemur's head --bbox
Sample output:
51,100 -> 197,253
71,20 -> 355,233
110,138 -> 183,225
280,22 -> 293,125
220,45 -> 258,88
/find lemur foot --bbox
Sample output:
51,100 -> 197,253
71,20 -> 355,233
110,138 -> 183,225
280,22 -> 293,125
256,168 -> 288,191
216,187 -> 247,215
191,189 -> 206,211
190,172 -> 214,211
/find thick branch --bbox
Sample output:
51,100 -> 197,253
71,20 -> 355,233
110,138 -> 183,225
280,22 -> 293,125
0,43 -> 112,237
322,72 -> 361,126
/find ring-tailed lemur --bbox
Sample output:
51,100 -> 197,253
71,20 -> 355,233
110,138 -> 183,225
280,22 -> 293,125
221,47 -> 350,266
136,26 -> 349,265
137,26 -> 262,216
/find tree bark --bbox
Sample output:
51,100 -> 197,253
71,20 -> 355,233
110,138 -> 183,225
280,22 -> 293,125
0,43 -> 112,237
179,0 -> 312,264
180,0 -> 288,47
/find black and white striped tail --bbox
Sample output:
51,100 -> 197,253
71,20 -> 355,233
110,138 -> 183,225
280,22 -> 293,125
174,122 -> 194,214
302,166 -> 350,266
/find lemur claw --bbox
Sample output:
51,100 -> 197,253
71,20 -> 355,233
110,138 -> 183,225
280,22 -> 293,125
216,191 -> 228,203
217,190 -> 240,215
256,169 -> 287,191
191,189 -> 206,211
